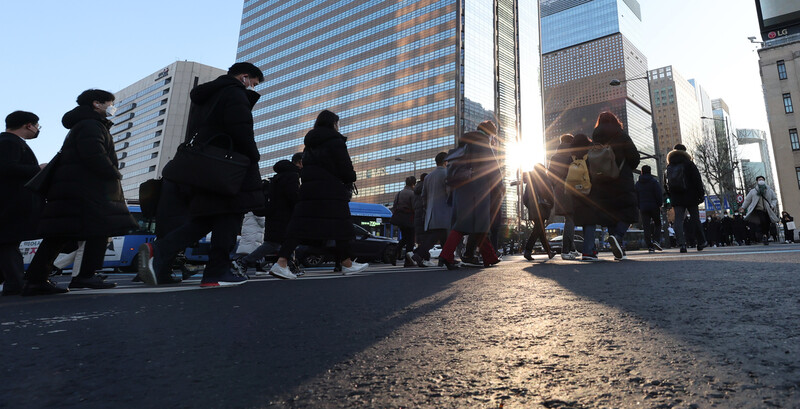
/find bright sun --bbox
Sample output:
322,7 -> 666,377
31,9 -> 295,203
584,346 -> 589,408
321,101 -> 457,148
505,137 -> 544,173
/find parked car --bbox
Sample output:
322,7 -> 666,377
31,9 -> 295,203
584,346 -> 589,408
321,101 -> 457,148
534,234 -> 586,254
295,224 -> 399,267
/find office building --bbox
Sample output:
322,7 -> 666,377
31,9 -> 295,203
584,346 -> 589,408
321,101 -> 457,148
112,61 -> 226,199
237,0 -> 543,224
540,0 -> 655,172
737,128 -> 776,187
710,99 -> 742,196
688,79 -> 716,150
647,65 -> 703,160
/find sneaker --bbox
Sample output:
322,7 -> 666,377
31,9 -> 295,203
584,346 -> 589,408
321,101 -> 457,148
137,243 -> 158,286
201,271 -> 249,288
523,251 -> 534,261
561,253 -> 577,260
608,235 -> 624,260
680,245 -> 687,253
69,274 -> 117,289
231,257 -> 247,276
342,261 -> 369,275
614,255 -> 628,261
648,248 -> 655,253
570,251 -> 582,258
408,252 -> 427,268
269,263 -> 297,280
581,254 -> 599,262
421,259 -> 436,267
652,242 -> 663,251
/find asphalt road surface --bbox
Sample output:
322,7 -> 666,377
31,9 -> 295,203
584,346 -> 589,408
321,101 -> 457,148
1,244 -> 799,408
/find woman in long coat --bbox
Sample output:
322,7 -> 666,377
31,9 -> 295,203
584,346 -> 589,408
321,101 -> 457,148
24,89 -> 136,295
271,110 -> 368,277
439,121 -> 502,269
589,112 -> 640,259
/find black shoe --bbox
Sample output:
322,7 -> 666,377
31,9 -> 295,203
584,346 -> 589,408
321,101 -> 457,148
697,242 -> 707,252
441,259 -> 460,270
652,242 -> 663,251
22,280 -> 69,296
680,245 -> 687,253
157,274 -> 182,285
763,238 -> 769,246
523,251 -> 533,261
69,274 -> 117,289
410,253 -> 426,268
460,256 -> 482,267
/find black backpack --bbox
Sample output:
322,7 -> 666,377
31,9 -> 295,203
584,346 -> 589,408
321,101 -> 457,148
665,163 -> 687,193
253,177 -> 274,217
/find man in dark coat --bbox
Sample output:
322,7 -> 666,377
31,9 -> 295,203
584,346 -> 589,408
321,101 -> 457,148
547,133 -> 579,259
409,152 -> 451,267
590,112 -> 640,260
271,110 -> 368,277
665,144 -> 706,252
0,111 -> 45,296
232,153 -> 302,275
438,121 -> 502,269
634,165 -> 663,252
393,176 -> 416,266
24,90 -> 136,295
138,62 -> 265,287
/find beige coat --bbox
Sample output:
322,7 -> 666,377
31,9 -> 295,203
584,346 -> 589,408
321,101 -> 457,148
741,186 -> 779,223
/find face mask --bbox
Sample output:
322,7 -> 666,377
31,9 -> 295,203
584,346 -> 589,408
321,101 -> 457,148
757,180 -> 765,186
105,104 -> 117,117
29,124 -> 40,139
242,76 -> 255,91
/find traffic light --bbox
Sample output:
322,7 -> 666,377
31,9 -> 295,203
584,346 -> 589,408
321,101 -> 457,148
664,196 -> 672,209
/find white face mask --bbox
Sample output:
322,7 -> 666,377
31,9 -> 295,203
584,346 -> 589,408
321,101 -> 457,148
757,180 -> 766,186
242,76 -> 255,91
105,104 -> 117,117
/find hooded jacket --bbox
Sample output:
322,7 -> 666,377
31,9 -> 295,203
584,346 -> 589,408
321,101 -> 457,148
665,149 -> 704,207
183,75 -> 265,217
37,106 -> 135,238
634,173 -> 663,212
286,125 -> 357,241
587,124 -> 641,225
264,159 -> 300,243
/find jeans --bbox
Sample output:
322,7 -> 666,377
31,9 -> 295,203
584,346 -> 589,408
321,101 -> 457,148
674,205 -> 706,246
582,225 -> 596,255
640,209 -> 661,248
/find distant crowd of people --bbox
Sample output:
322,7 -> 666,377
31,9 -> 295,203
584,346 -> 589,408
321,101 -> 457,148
1,61 -> 791,297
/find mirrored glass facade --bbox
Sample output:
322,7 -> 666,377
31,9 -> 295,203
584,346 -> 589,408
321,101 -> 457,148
540,0 -> 655,171
238,0 -> 543,227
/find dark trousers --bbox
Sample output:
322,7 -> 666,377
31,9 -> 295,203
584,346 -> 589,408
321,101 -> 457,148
674,205 -> 705,247
640,209 -> 661,248
25,237 -> 107,283
444,231 -> 498,265
397,225 -> 415,257
153,213 -> 241,280
525,218 -> 551,254
749,210 -> 771,240
414,229 -> 447,259
242,241 -> 280,264
0,243 -> 25,292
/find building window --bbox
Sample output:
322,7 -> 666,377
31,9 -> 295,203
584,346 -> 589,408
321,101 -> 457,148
777,60 -> 787,80
791,129 -> 800,151
784,93 -> 794,113
797,167 -> 800,190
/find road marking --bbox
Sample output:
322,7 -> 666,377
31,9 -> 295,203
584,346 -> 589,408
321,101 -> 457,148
627,249 -> 800,260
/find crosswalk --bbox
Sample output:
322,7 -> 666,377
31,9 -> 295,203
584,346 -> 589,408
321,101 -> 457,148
34,245 -> 800,295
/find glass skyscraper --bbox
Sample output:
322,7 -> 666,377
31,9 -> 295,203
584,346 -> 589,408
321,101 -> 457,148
540,0 -> 655,171
236,0 -> 543,225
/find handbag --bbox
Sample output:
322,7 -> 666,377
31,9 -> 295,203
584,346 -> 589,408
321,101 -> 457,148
787,221 -> 796,231
25,151 -> 62,193
138,178 -> 163,218
161,133 -> 250,196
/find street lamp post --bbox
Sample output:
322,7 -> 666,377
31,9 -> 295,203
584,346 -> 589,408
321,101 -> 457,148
394,157 -> 416,178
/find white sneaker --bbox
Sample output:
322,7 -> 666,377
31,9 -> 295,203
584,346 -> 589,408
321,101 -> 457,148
570,251 -> 582,258
269,263 -> 297,279
422,259 -> 436,267
561,253 -> 577,260
342,261 -> 369,275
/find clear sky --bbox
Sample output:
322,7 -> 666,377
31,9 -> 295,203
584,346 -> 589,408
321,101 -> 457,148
0,0 -> 770,163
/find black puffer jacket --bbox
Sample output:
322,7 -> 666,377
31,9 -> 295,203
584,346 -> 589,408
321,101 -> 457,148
547,141 -> 574,216
286,126 -> 356,241
665,149 -> 704,207
634,173 -> 663,212
589,123 -> 641,225
0,133 -> 43,243
184,75 -> 264,217
264,159 -> 300,243
37,106 -> 136,238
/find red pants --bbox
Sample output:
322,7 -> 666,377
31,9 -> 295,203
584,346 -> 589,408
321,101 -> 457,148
440,230 -> 498,265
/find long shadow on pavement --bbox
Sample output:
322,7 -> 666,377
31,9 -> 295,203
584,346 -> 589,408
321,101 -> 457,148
0,269 -> 474,409
522,254 -> 800,403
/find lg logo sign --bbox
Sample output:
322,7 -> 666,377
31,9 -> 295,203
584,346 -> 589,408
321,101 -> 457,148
768,29 -> 789,39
